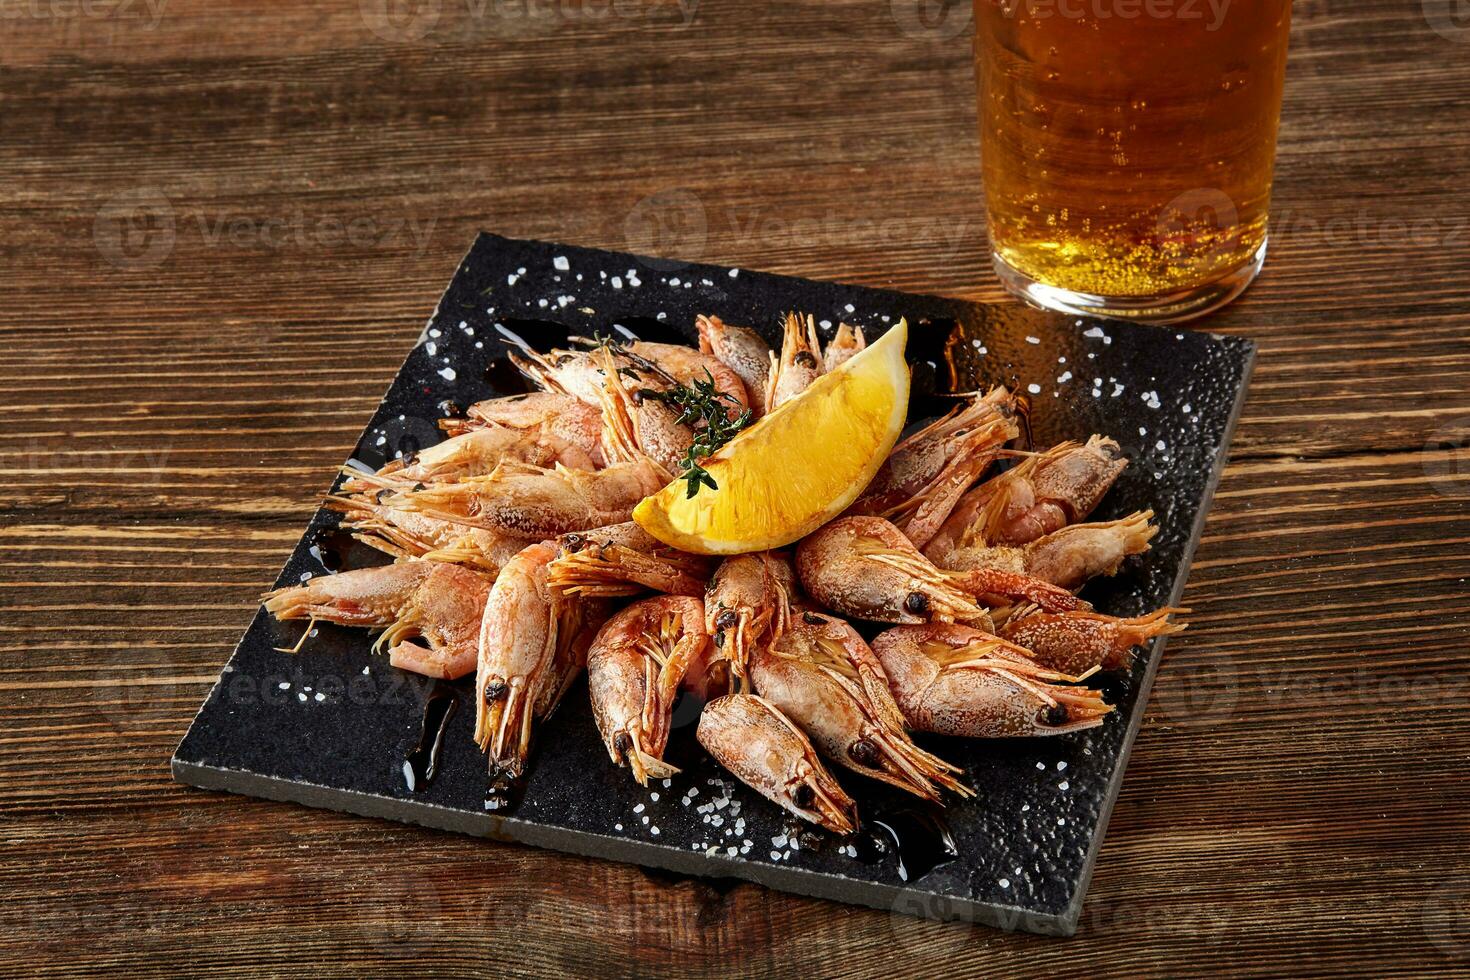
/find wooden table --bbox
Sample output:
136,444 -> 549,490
4,1 -> 1467,975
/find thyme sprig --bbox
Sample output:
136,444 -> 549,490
639,371 -> 753,498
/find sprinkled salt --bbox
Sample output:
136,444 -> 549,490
633,803 -> 644,814
1025,335 -> 1040,344
611,276 -> 623,289
1027,383 -> 1042,395
506,274 -> 518,285
438,367 -> 456,381
553,255 -> 569,271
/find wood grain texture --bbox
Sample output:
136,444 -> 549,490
2,0 -> 1468,976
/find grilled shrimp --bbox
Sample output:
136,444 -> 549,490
546,522 -> 713,599
697,314 -> 772,416
931,436 -> 1128,553
441,392 -> 606,466
325,492 -> 530,574
361,426 -> 597,488
590,347 -> 695,477
871,624 -> 1113,737
262,562 -> 491,680
705,553 -> 790,690
851,387 -> 1018,517
476,542 -> 609,781
696,694 -> 858,835
587,596 -> 717,785
939,511 -> 1158,592
886,416 -> 1020,551
753,611 -> 971,801
796,517 -> 1084,627
505,341 -> 623,406
384,459 -> 667,538
615,340 -> 750,412
765,312 -> 824,411
823,322 -> 866,372
999,606 -> 1187,676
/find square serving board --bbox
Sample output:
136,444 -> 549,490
173,233 -> 1253,936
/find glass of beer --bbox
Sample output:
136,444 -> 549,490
975,0 -> 1292,322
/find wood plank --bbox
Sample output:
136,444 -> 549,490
2,0 -> 1468,973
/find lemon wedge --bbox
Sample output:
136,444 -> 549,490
634,319 -> 910,555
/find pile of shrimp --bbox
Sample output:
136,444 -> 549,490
262,313 -> 1185,833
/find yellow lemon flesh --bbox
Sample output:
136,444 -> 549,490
634,318 -> 910,555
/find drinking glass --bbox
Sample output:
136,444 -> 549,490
975,0 -> 1292,322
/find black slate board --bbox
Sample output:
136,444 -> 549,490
172,233 -> 1253,936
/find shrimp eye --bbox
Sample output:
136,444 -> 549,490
715,610 -> 739,630
792,783 -> 815,809
904,592 -> 930,615
613,732 -> 633,759
794,351 -> 817,369
848,739 -> 880,768
562,533 -> 585,553
802,612 -> 825,626
375,489 -> 393,504
1098,440 -> 1124,461
484,681 -> 507,703
713,630 -> 726,648
554,353 -> 575,366
1038,704 -> 1070,727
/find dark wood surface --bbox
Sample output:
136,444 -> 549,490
3,1 -> 1468,976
